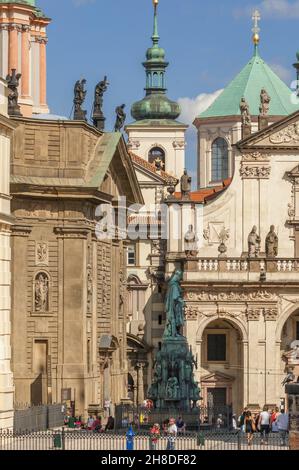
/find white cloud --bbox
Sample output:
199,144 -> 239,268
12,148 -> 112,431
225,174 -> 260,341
269,63 -> 293,82
235,0 -> 299,19
177,90 -> 223,126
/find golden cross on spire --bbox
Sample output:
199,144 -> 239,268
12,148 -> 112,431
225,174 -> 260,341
252,9 -> 261,46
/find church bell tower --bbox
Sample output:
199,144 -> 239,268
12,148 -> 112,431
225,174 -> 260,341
126,0 -> 187,179
0,0 -> 51,116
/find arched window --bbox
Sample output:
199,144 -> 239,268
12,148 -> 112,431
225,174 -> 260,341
34,272 -> 49,312
211,138 -> 229,182
148,146 -> 165,169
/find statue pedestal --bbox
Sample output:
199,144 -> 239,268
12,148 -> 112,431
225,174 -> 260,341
258,115 -> 269,131
286,383 -> 299,450
93,114 -> 105,131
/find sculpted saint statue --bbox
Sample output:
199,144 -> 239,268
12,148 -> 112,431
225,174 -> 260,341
166,376 -> 179,400
114,104 -> 126,132
35,273 -> 49,312
73,79 -> 87,120
240,97 -> 251,125
6,69 -> 22,116
248,226 -> 261,258
184,225 -> 198,257
163,270 -> 185,338
180,169 -> 191,197
265,225 -> 278,258
93,76 -> 109,115
259,88 -> 271,116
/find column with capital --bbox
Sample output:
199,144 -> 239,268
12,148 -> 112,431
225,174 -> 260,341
21,25 -> 30,99
8,24 -> 18,72
137,363 -> 145,405
39,37 -> 48,108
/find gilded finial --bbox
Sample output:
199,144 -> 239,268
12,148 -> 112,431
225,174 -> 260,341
252,9 -> 261,46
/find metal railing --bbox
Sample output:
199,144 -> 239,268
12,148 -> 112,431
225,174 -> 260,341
0,430 -> 289,451
13,404 -> 65,433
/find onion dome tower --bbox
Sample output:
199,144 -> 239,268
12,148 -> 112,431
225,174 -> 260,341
127,0 -> 187,178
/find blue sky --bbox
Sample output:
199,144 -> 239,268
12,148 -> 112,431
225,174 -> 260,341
38,0 -> 299,180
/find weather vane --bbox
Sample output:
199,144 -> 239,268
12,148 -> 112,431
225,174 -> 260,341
252,9 -> 261,45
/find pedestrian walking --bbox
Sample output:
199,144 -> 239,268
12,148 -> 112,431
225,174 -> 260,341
166,418 -> 177,450
244,411 -> 255,446
150,423 -> 161,450
276,410 -> 289,446
259,406 -> 270,445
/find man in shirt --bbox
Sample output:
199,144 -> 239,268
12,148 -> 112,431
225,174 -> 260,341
166,418 -> 178,450
276,410 -> 289,447
259,406 -> 270,444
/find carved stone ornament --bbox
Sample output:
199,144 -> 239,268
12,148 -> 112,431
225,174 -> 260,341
34,272 -> 49,312
185,306 -> 200,320
246,308 -> 261,321
35,242 -> 48,266
240,165 -> 271,179
242,152 -> 270,162
269,122 -> 299,145
87,263 -> 93,314
185,290 -> 278,302
173,140 -> 186,149
127,139 -> 140,150
263,308 -> 278,321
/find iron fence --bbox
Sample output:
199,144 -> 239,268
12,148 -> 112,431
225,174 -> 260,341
13,404 -> 65,433
115,404 -> 232,431
0,430 -> 289,451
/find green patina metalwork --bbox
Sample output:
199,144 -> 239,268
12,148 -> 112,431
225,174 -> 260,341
148,270 -> 200,411
131,2 -> 180,122
0,0 -> 36,5
200,46 -> 298,119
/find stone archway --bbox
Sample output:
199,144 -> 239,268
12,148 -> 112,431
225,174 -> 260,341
278,308 -> 299,406
198,318 -> 244,415
127,334 -> 151,406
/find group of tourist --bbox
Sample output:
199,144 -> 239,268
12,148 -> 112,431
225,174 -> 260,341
64,413 -> 115,433
238,406 -> 289,446
150,416 -> 186,450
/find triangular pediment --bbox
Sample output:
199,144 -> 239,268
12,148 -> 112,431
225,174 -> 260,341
201,371 -> 235,384
237,110 -> 299,151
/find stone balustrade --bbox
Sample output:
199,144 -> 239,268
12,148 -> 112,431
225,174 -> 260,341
184,257 -> 299,276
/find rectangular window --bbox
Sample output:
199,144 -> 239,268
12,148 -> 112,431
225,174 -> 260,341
207,334 -> 226,361
158,315 -> 162,325
296,321 -> 299,341
127,245 -> 136,266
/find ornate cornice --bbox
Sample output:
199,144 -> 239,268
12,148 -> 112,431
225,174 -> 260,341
185,290 -> 278,302
11,224 -> 32,237
242,152 -> 270,162
54,226 -> 90,239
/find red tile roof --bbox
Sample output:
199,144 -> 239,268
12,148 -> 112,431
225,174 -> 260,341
130,152 -> 178,185
174,178 -> 232,203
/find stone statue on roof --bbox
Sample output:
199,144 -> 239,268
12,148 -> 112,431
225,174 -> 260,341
240,97 -> 251,125
259,88 -> 271,116
6,69 -> 22,117
114,104 -> 126,132
73,78 -> 87,121
180,169 -> 191,198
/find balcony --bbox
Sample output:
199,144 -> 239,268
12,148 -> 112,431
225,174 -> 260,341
183,257 -> 299,283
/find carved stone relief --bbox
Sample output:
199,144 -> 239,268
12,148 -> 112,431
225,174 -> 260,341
185,290 -> 278,302
270,122 -> 299,145
240,165 -> 271,179
35,242 -> 48,266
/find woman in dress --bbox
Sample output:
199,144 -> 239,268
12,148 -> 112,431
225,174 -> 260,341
244,411 -> 255,446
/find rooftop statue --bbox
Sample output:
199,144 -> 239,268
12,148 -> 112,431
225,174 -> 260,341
73,78 -> 87,121
114,104 -> 126,132
6,69 -> 22,117
259,88 -> 271,116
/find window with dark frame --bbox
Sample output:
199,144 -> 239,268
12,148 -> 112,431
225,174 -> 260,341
211,137 -> 229,182
127,245 -> 136,266
207,334 -> 226,361
296,321 -> 299,341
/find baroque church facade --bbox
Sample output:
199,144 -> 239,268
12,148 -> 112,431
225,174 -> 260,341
1,0 -> 299,427
125,3 -> 299,415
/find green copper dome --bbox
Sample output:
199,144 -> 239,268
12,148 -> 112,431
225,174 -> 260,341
0,0 -> 36,5
131,2 -> 180,122
200,46 -> 298,119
